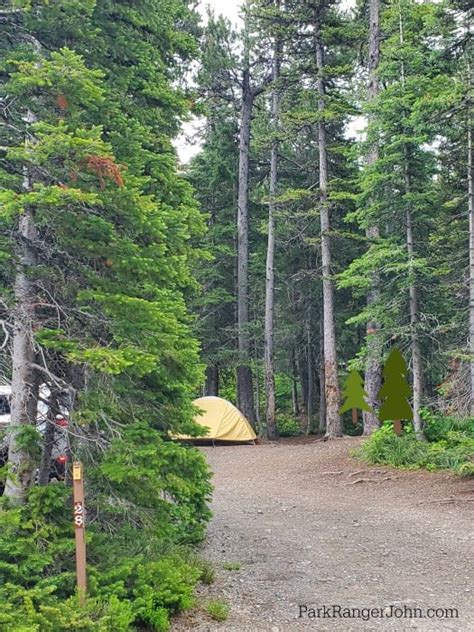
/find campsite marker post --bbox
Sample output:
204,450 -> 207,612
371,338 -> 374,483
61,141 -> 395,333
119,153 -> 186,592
72,461 -> 87,606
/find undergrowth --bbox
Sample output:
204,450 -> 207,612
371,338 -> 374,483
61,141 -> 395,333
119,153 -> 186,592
356,411 -> 474,476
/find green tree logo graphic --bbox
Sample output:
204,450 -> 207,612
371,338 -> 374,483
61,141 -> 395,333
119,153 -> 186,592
339,368 -> 372,424
378,347 -> 413,435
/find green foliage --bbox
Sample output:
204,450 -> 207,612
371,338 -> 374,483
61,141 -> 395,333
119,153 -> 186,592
191,558 -> 215,585
205,600 -> 230,622
276,415 -> 301,437
1,2 -> 211,630
0,586 -> 134,632
356,414 -> 474,476
96,424 -> 212,544
0,484 -> 212,632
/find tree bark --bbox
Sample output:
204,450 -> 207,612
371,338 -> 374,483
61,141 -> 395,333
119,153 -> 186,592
290,345 -> 299,417
4,206 -> 39,502
399,7 -> 425,440
318,313 -> 326,433
306,309 -> 314,434
468,62 -> 474,415
264,13 -> 280,439
363,0 -> 382,435
204,365 -> 219,397
4,104 -> 40,503
236,8 -> 256,425
315,16 -> 342,438
405,170 -> 424,439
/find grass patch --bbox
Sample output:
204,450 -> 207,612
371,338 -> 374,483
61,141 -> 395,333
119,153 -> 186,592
223,562 -> 241,571
355,413 -> 474,476
192,558 -> 216,585
206,600 -> 230,621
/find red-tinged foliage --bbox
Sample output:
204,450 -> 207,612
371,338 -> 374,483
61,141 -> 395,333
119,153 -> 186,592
56,93 -> 68,111
85,155 -> 125,188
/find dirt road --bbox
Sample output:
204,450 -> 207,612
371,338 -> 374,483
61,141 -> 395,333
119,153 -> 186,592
172,438 -> 473,631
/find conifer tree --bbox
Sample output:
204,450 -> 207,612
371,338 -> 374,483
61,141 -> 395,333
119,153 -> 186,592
1,0 -> 211,525
378,348 -> 413,435
340,369 -> 371,424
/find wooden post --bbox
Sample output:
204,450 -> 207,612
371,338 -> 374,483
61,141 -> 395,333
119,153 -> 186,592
72,461 -> 87,606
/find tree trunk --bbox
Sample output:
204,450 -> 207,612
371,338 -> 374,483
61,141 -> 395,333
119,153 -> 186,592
4,207 -> 39,503
318,314 -> 326,433
352,408 -> 358,426
399,7 -> 425,440
38,392 -> 58,486
4,106 -> 40,503
363,0 -> 382,435
204,365 -> 219,396
315,17 -> 342,438
236,21 -> 256,425
393,419 -> 402,436
290,346 -> 299,417
406,184 -> 424,439
264,18 -> 281,440
468,81 -> 474,415
306,310 -> 314,434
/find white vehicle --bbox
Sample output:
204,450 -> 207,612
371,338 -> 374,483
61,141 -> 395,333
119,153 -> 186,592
0,385 -> 11,426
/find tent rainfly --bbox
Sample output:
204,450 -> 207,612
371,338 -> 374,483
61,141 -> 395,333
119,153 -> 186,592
177,396 -> 257,443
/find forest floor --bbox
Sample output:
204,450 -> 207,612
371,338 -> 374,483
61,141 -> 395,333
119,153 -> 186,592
172,437 -> 473,632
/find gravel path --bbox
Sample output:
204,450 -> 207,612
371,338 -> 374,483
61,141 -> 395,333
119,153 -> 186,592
172,437 -> 473,632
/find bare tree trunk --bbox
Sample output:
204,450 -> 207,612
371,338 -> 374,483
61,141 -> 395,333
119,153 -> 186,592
318,307 -> 326,433
236,2 -> 256,426
4,104 -> 40,503
315,18 -> 342,438
254,354 -> 261,429
204,366 -> 219,397
264,16 -> 281,440
306,308 -> 314,434
468,63 -> 474,415
290,345 -> 299,417
363,0 -> 382,435
399,5 -> 425,440
405,178 -> 424,439
4,207 -> 39,502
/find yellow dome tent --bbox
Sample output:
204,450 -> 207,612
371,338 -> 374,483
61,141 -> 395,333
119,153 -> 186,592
177,396 -> 257,443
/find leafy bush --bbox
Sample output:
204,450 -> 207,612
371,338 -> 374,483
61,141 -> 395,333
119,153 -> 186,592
356,413 -> 474,476
276,415 -> 302,437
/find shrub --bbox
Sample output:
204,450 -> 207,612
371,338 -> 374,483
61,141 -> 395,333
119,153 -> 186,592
0,585 -> 134,631
0,432 -> 213,631
356,414 -> 474,476
276,415 -> 301,437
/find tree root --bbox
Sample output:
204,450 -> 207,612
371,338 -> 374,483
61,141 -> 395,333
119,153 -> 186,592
345,476 -> 396,485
